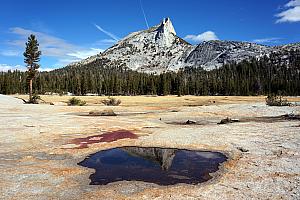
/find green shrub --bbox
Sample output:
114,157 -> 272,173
67,97 -> 86,106
266,95 -> 290,106
101,97 -> 121,106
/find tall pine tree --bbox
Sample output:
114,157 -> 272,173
23,34 -> 41,102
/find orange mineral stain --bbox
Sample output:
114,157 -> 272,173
69,130 -> 138,149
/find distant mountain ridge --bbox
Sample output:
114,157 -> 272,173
67,18 -> 300,73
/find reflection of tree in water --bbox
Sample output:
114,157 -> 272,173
123,147 -> 176,170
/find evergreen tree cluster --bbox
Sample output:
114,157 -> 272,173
1,50 -> 299,96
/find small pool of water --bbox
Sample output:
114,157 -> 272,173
78,146 -> 227,186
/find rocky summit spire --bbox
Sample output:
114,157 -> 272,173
157,17 -> 176,35
155,17 -> 176,47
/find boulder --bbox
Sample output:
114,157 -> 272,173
185,120 -> 196,124
218,117 -> 239,124
88,109 -> 117,116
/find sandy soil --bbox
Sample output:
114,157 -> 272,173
0,95 -> 299,200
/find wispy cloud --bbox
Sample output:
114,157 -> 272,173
0,64 -> 25,71
252,37 -> 282,44
6,27 -> 105,67
95,39 -> 116,46
0,63 -> 54,72
276,0 -> 300,23
184,31 -> 219,43
9,27 -> 78,58
67,48 -> 103,59
94,24 -> 119,41
0,50 -> 20,56
39,67 -> 54,72
286,0 -> 300,7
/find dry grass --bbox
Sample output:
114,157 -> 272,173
12,95 -> 300,108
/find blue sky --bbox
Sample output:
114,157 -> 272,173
1,0 -> 300,71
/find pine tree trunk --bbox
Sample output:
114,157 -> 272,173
29,79 -> 33,102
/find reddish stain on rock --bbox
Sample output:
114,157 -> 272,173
69,130 -> 138,149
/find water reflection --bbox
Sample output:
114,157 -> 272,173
78,146 -> 227,185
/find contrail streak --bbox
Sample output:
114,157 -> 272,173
94,23 -> 119,41
139,0 -> 149,29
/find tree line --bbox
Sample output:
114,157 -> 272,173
0,49 -> 299,96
